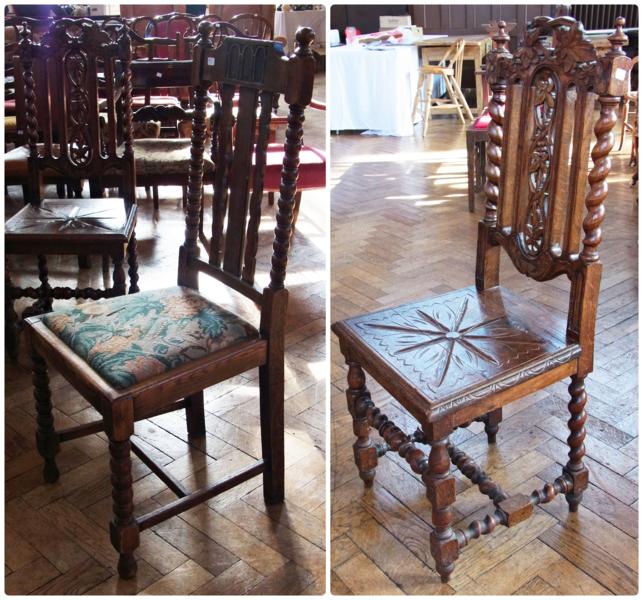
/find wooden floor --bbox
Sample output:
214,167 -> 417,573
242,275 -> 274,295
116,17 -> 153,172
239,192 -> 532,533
330,119 -> 638,595
4,77 -> 326,595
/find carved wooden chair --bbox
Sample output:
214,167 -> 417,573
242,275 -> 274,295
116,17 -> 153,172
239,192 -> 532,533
5,19 -> 139,353
332,17 -> 631,583
24,24 -> 316,579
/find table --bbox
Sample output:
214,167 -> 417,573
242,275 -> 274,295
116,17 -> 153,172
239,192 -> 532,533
416,35 -> 492,114
329,45 -> 419,136
274,9 -> 325,53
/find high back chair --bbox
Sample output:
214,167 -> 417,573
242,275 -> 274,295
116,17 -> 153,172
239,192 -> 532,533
412,37 -> 474,134
333,17 -> 631,583
229,12 -> 274,40
5,19 -> 139,353
24,24 -> 316,580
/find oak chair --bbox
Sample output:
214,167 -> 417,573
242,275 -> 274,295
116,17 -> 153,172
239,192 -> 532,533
333,17 -> 631,583
412,37 -> 474,134
6,19 -> 139,353
24,24 -> 316,579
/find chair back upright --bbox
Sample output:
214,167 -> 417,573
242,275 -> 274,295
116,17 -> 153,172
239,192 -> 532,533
181,24 -> 316,308
478,16 -> 632,374
19,18 -> 135,205
229,13 -> 274,40
439,37 -> 466,84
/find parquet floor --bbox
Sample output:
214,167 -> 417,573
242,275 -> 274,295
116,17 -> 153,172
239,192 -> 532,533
4,77 -> 326,595
330,119 -> 638,595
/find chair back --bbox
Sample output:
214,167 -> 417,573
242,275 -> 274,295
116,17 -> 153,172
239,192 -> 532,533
479,16 -> 631,373
19,18 -> 135,204
439,37 -> 466,83
229,13 -> 273,40
182,24 -> 315,298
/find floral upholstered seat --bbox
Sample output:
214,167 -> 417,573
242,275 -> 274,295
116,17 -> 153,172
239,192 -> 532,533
42,287 -> 258,390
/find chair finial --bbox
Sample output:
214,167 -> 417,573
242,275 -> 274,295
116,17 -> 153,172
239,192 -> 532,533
492,20 -> 510,51
607,17 -> 627,56
295,27 -> 315,56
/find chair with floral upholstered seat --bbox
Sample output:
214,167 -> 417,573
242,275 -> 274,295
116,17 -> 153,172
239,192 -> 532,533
24,25 -> 316,580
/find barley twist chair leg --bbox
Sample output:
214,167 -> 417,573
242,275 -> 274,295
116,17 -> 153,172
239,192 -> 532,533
423,435 -> 459,583
563,375 -> 589,512
109,437 -> 139,579
32,352 -> 60,483
346,361 -> 378,485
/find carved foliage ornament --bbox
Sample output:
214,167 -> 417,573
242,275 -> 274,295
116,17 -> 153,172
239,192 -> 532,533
65,49 -> 92,167
521,68 -> 557,256
486,17 -> 599,87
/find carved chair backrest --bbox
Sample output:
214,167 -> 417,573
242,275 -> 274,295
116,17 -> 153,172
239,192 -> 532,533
182,25 -> 315,301
480,16 -> 631,369
229,13 -> 274,40
143,12 -> 198,60
20,18 -> 135,205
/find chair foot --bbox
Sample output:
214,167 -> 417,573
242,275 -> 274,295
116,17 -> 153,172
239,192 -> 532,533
484,407 -> 502,444
346,361 -> 378,486
565,491 -> 583,513
117,553 -> 137,579
43,460 -> 60,484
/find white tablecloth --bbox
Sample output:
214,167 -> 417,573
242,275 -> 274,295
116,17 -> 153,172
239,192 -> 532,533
274,9 -> 325,53
329,45 -> 419,136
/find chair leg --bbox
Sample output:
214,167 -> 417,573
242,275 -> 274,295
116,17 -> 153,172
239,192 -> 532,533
112,249 -> 127,297
152,186 -> 160,211
127,234 -> 140,294
563,375 -> 589,512
259,361 -> 285,504
444,75 -> 465,124
291,190 -> 303,231
346,361 -> 378,486
32,352 -> 60,483
108,437 -> 139,579
466,132 -> 475,213
37,255 -> 53,313
56,182 -> 66,199
5,262 -> 19,361
484,407 -> 502,444
412,73 -> 424,123
268,192 -> 275,206
423,435 -> 458,583
185,391 -> 206,437
423,74 -> 434,137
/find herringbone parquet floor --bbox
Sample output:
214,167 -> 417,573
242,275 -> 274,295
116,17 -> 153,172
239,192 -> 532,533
330,119 -> 638,595
4,77 -> 326,595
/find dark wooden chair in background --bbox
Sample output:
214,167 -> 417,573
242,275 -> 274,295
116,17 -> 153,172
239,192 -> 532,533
332,17 -> 631,583
24,24 -> 316,579
229,12 -> 273,40
5,18 -> 140,356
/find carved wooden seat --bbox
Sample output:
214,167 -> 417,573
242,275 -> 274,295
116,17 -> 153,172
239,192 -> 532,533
332,16 -> 632,583
24,25 -> 316,580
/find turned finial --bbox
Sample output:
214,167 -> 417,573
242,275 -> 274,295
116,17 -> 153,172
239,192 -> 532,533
492,20 -> 510,51
197,20 -> 214,46
295,26 -> 315,56
607,16 -> 627,56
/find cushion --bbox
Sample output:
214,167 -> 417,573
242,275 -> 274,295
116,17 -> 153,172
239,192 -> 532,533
5,115 -> 17,132
4,144 -> 62,180
98,95 -> 181,112
5,99 -> 16,116
263,143 -> 325,191
42,286 -> 258,390
473,113 -> 492,129
132,139 -> 215,175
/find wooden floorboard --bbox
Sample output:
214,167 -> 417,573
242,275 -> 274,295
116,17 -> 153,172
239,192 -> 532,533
330,118 -> 638,595
4,78 -> 326,594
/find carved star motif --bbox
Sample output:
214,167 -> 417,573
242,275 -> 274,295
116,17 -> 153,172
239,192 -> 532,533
356,295 -> 546,394
13,206 -> 120,232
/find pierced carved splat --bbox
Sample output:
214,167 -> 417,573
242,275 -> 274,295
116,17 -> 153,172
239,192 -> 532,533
521,69 -> 558,256
65,49 -> 93,167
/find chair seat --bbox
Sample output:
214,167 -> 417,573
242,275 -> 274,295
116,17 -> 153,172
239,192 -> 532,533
5,198 -> 136,244
332,285 -> 580,421
421,65 -> 454,76
4,145 -> 65,179
263,143 -> 325,190
40,286 -> 259,390
131,139 -> 215,176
